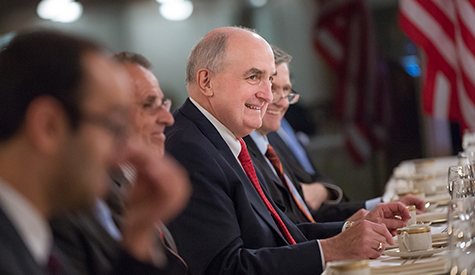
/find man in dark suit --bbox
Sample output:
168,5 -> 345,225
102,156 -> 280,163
246,45 -> 425,223
266,130 -> 369,222
0,30 -> 189,274
165,26 -> 410,275
50,51 -> 190,275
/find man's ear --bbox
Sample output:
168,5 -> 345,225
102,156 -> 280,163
24,96 -> 69,155
196,68 -> 214,97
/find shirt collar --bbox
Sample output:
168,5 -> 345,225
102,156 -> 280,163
0,177 -> 52,266
249,130 -> 269,156
189,97 -> 241,159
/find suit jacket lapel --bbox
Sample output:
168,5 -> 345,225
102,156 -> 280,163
0,207 -> 47,275
268,132 -> 316,183
74,213 -> 119,260
178,99 -> 285,240
243,135 -> 286,189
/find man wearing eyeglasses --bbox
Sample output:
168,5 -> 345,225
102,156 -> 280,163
243,45 -> 344,224
117,52 -> 174,157
51,51 -> 190,274
244,45 -> 425,225
0,30 -> 190,275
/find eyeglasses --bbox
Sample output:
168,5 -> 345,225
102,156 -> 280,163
271,89 -> 300,105
139,98 -> 172,115
81,113 -> 131,145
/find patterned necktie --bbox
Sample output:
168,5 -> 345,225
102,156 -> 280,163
238,138 -> 296,245
47,252 -> 61,275
157,224 -> 189,270
265,145 -> 316,223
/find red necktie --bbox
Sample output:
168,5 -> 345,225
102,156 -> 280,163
238,138 -> 296,245
265,145 -> 316,223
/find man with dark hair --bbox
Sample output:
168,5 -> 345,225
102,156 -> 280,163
165,26 -> 410,275
51,49 -> 190,275
0,30 -> 190,274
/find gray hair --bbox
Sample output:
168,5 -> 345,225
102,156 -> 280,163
114,51 -> 152,69
271,45 -> 292,65
186,26 -> 258,85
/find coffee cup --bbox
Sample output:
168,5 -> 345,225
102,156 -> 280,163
406,205 -> 417,226
324,260 -> 370,275
397,225 -> 432,252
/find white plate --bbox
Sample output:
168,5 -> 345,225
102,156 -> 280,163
384,247 -> 445,259
431,233 -> 448,241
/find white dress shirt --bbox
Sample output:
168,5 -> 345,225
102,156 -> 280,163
189,97 -> 241,159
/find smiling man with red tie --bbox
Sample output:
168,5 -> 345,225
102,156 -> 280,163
165,26 -> 411,275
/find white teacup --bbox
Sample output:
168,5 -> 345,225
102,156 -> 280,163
397,225 -> 432,252
324,260 -> 370,275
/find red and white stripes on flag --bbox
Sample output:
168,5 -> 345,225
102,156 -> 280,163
313,0 -> 391,164
399,0 -> 475,131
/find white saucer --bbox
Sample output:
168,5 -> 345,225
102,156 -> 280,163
384,247 -> 445,259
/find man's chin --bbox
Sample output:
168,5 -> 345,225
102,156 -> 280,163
55,191 -> 97,215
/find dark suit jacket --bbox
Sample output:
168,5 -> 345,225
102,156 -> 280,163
51,209 -> 189,275
0,207 -> 49,275
267,132 -> 365,222
267,132 -> 345,202
267,132 -> 322,184
51,168 -> 188,275
50,211 -> 120,275
165,99 -> 344,275
243,135 -> 311,224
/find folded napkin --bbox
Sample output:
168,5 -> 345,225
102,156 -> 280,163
417,211 -> 447,223
370,254 -> 449,275
425,194 -> 450,205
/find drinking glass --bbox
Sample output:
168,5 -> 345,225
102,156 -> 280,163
448,165 -> 475,199
447,197 -> 475,274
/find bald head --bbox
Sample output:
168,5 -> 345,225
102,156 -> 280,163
185,26 -> 275,138
186,26 -> 260,88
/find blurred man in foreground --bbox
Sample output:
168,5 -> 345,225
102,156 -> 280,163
51,50 -> 190,274
0,30 -> 189,274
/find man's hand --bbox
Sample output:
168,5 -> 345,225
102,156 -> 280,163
320,220 -> 393,262
347,208 -> 369,223
120,140 -> 191,262
397,193 -> 426,214
364,202 -> 410,236
301,183 -> 330,210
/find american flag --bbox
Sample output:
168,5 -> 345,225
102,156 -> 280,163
399,0 -> 475,131
312,0 -> 391,164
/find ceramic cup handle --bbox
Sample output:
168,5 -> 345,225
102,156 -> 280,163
401,231 -> 411,252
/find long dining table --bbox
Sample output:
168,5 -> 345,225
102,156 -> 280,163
367,156 -> 457,275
